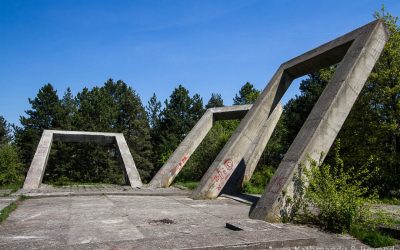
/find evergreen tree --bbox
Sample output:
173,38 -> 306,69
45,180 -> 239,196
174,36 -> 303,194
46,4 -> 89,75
15,83 -> 63,166
146,93 -> 161,129
154,85 -> 204,168
206,93 -> 224,108
0,116 -> 11,145
233,82 -> 260,105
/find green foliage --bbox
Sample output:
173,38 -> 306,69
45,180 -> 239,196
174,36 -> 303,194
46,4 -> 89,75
287,143 -> 397,247
242,166 -> 275,194
152,85 -> 205,173
174,181 -> 198,190
302,154 -> 376,233
349,225 -> 396,248
0,144 -> 24,187
177,120 -> 239,181
233,82 -> 260,105
0,116 -> 12,145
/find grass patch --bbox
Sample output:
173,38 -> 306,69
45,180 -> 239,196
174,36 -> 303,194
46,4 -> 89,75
0,183 -> 21,194
242,181 -> 264,194
350,224 -> 397,248
174,181 -> 198,190
0,201 -> 17,224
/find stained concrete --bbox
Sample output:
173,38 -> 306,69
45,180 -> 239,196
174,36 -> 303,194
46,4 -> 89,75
0,194 -> 371,249
192,20 -> 389,223
23,130 -> 142,190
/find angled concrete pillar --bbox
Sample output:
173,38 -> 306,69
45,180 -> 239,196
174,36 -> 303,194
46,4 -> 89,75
242,103 -> 283,185
191,20 -> 388,207
23,130 -> 53,190
148,105 -> 252,188
22,130 -> 143,189
220,103 -> 283,194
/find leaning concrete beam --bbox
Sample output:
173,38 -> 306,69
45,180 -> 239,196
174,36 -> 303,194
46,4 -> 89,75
215,103 -> 283,194
148,105 -> 252,188
242,103 -> 283,185
191,20 -> 388,203
23,130 -> 53,189
22,130 -> 143,189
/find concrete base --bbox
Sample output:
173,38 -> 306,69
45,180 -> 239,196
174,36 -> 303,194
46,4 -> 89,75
0,195 -> 367,249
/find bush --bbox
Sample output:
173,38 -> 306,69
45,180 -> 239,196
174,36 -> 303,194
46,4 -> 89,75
242,166 -> 275,194
0,144 -> 24,187
290,142 -> 397,247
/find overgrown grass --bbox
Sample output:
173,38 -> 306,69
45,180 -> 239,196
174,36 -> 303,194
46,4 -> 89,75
0,201 -> 17,224
350,225 -> 396,248
174,181 -> 198,190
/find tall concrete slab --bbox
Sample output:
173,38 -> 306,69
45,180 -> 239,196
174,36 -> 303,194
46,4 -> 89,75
149,105 -> 252,188
22,130 -> 143,189
191,20 -> 388,209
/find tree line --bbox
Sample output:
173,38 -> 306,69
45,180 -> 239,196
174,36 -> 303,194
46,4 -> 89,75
0,11 -> 398,197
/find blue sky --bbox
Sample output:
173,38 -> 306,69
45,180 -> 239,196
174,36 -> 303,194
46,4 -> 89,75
1,0 -> 399,126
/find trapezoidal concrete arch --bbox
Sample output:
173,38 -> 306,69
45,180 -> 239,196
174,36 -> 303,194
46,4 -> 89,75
22,130 -> 143,190
191,20 -> 389,222
149,104 -> 283,188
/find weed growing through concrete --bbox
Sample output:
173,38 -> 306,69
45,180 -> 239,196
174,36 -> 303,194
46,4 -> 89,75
0,201 -> 17,224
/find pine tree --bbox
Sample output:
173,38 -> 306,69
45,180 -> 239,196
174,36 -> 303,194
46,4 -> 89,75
0,116 -> 11,146
15,83 -> 63,165
233,82 -> 260,105
206,93 -> 224,108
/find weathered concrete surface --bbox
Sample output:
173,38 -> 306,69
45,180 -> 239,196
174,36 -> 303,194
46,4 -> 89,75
191,21 -> 389,221
14,184 -> 189,198
23,130 -> 143,190
149,105 -> 252,188
250,20 -> 389,222
0,195 -> 370,249
0,197 -> 18,211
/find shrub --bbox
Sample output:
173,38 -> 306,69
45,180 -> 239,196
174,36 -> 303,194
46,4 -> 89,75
242,166 -> 275,194
0,144 -> 24,187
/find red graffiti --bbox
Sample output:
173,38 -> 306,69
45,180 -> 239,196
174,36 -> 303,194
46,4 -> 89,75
210,159 -> 235,191
169,154 -> 190,177
224,159 -> 234,170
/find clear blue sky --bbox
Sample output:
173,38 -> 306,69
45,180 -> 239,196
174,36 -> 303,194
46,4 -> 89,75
1,0 -> 399,126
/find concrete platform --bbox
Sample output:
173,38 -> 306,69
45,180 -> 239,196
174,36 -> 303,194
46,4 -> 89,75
0,193 -> 371,249
14,184 -> 190,198
0,197 -> 18,211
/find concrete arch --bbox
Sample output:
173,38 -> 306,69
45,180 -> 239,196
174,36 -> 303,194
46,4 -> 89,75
149,104 -> 282,188
190,20 -> 389,222
22,130 -> 142,190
